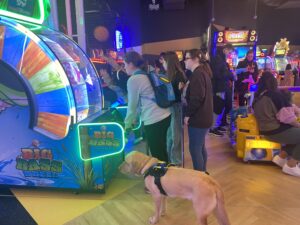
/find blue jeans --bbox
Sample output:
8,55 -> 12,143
188,127 -> 208,171
167,103 -> 183,165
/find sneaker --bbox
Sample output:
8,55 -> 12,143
209,128 -> 223,137
217,126 -> 227,133
282,163 -> 300,177
272,155 -> 287,168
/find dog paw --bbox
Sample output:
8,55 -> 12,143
160,210 -> 166,216
149,216 -> 158,224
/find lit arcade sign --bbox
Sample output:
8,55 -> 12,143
115,30 -> 123,51
225,31 -> 249,43
77,122 -> 125,161
217,30 -> 257,44
0,0 -> 45,24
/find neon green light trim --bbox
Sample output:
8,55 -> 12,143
77,122 -> 125,161
16,19 -> 42,31
0,0 -> 45,24
116,106 -> 142,131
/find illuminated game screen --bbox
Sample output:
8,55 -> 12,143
227,46 -> 253,68
175,51 -> 183,61
275,58 -> 288,72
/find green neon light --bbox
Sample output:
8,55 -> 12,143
17,19 -> 42,30
116,106 -> 142,131
77,122 -> 125,161
0,0 -> 45,24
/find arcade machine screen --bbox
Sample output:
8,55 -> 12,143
227,46 -> 252,68
175,51 -> 184,61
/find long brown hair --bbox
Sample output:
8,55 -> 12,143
163,51 -> 185,81
199,49 -> 213,78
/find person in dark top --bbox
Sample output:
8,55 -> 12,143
210,44 -> 235,136
236,49 -> 258,106
253,72 -> 300,177
112,65 -> 129,94
161,51 -> 186,166
183,49 -> 213,172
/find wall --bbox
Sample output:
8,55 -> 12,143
140,0 -> 211,43
213,0 -> 257,30
257,2 -> 300,45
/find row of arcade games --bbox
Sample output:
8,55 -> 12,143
0,0 -> 131,192
212,29 -> 257,69
212,29 -> 281,162
212,31 -> 300,163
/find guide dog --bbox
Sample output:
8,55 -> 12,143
119,151 -> 231,225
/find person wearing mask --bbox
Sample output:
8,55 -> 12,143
236,49 -> 258,106
183,49 -> 213,172
161,51 -> 186,166
124,51 -> 171,162
253,72 -> 300,177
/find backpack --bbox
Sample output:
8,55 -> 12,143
146,72 -> 175,108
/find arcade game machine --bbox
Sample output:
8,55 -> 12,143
0,0 -> 125,192
273,38 -> 289,74
256,47 -> 275,71
212,30 -> 257,69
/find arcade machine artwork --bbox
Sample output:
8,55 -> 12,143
0,0 -> 124,192
213,30 -> 257,69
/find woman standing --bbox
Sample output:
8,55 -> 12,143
161,51 -> 186,166
124,51 -> 171,162
183,49 -> 213,172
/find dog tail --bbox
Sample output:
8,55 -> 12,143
214,187 -> 231,225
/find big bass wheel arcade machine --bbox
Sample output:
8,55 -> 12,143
0,0 -> 124,192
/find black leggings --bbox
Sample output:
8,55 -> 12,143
144,116 -> 171,163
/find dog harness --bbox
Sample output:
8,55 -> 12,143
143,162 -> 175,196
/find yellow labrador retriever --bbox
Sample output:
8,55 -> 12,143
119,151 -> 231,225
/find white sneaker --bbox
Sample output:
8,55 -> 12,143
272,155 -> 287,168
282,163 -> 300,177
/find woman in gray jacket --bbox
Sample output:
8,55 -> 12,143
124,51 -> 171,162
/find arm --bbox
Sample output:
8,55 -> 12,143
124,77 -> 140,129
276,107 -> 300,127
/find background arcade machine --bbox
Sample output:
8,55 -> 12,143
212,30 -> 257,70
0,0 -> 125,192
256,47 -> 275,71
273,38 -> 289,74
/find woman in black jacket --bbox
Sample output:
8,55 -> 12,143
183,49 -> 213,172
